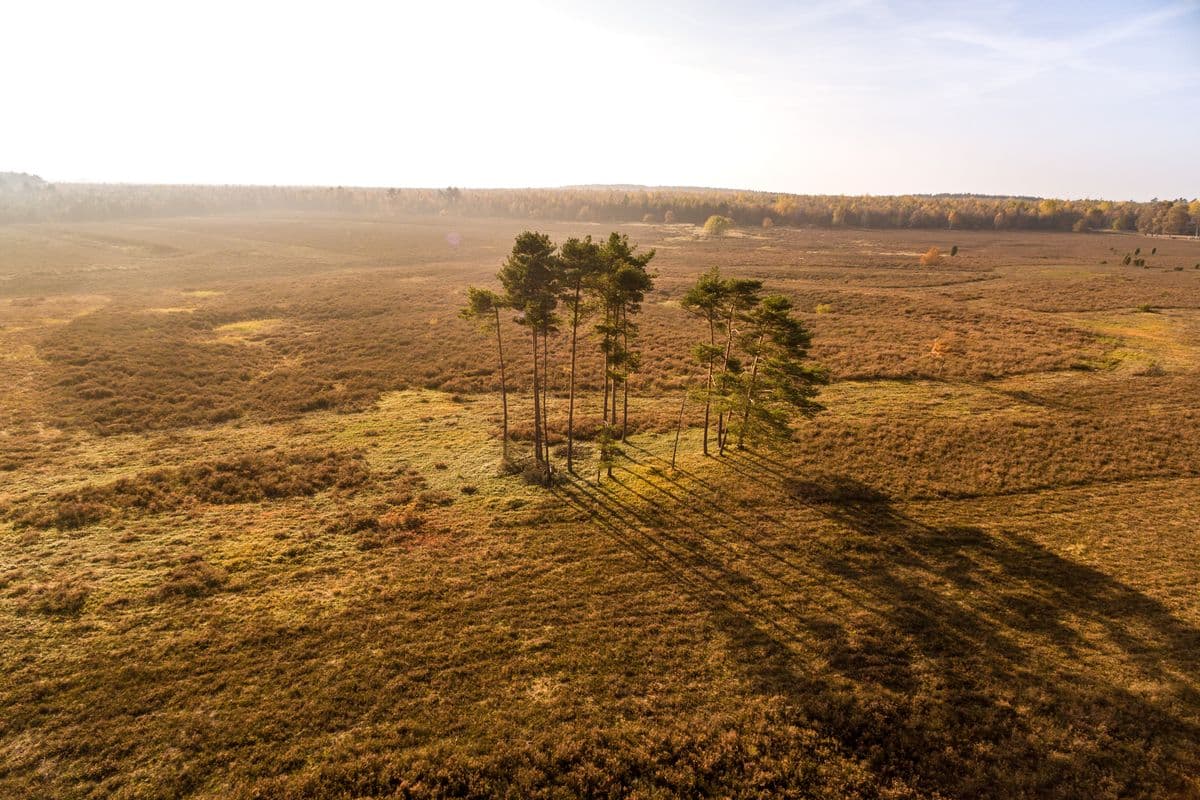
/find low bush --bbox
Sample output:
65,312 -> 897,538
414,490 -> 454,509
328,507 -> 424,549
703,215 -> 734,236
9,449 -> 370,529
21,577 -> 90,616
154,557 -> 227,601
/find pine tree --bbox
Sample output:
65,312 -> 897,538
498,231 -> 559,477
596,233 -> 655,441
558,236 -> 604,473
729,294 -> 827,449
681,268 -> 728,456
715,277 -> 762,454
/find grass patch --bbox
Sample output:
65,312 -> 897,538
7,448 -> 369,529
2,216 -> 1199,798
154,555 -> 228,601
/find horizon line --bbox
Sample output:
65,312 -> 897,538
3,174 -> 1191,205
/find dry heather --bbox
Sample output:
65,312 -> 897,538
1,215 -> 1199,798
5,448 -> 369,529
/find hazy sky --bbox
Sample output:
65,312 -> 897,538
5,0 -> 1198,199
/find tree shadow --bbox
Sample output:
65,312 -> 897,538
560,448 -> 1200,797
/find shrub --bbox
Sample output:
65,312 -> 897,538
553,442 -> 592,460
519,460 -> 553,486
415,490 -> 455,509
47,501 -> 107,530
8,450 -> 370,529
155,557 -> 227,601
383,510 -> 424,531
23,578 -> 90,616
815,304 -> 834,315
703,215 -> 734,236
334,507 -> 424,549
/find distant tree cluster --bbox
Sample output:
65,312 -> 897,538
678,269 -> 826,464
463,231 -> 655,483
2,175 -> 1196,236
465,232 -> 827,483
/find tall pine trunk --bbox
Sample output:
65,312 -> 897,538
610,310 -> 620,435
531,328 -> 542,465
736,344 -> 763,451
716,307 -> 737,452
702,318 -> 714,456
566,279 -> 581,472
601,302 -> 610,427
542,318 -> 551,472
612,303 -> 620,426
493,307 -> 508,461
621,305 -> 629,441
671,390 -> 686,469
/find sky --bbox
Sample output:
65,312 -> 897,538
3,0 -> 1198,200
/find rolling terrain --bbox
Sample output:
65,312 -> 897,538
2,214 -> 1199,798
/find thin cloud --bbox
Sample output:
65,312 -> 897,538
925,1 -> 1200,95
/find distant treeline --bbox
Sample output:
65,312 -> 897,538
2,175 -> 1197,235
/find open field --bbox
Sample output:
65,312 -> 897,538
2,214 -> 1200,798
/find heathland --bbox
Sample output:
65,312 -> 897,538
2,210 -> 1199,798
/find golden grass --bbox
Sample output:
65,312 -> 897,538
3,405 -> 1197,796
210,317 -> 286,345
2,216 -> 1200,797
1069,309 -> 1200,373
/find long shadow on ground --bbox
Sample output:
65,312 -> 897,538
557,446 -> 1200,799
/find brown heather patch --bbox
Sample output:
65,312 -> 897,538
6,448 -> 369,529
22,221 -> 1187,435
779,372 -> 1200,499
154,555 -> 228,601
17,575 -> 92,616
1,216 -> 1199,798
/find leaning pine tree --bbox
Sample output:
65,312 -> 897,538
459,287 -> 510,461
715,277 -> 763,453
729,294 -> 828,449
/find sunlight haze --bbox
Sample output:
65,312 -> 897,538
5,0 -> 1198,198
